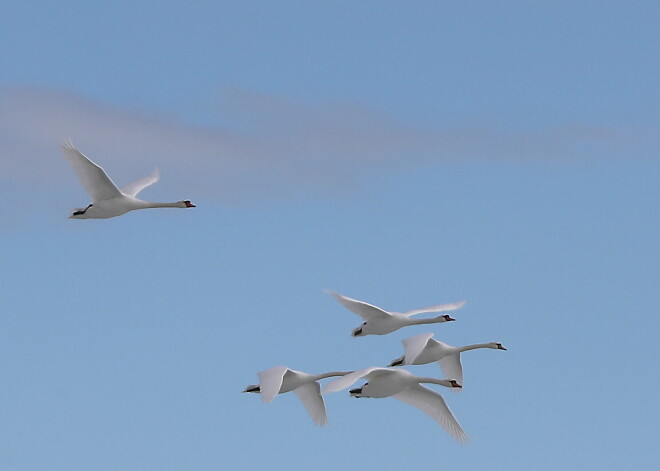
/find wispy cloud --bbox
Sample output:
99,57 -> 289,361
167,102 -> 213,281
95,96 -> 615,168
1,86 -> 657,206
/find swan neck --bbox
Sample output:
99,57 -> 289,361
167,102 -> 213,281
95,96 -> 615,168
417,377 -> 453,387
408,316 -> 442,325
457,343 -> 492,352
140,201 -> 181,208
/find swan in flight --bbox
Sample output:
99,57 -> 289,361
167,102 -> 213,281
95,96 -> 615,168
243,366 -> 351,426
60,141 -> 195,219
323,367 -> 467,442
388,333 -> 506,387
326,291 -> 465,336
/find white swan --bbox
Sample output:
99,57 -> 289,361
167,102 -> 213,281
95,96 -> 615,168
323,367 -> 467,442
389,333 -> 507,386
326,291 -> 465,336
60,141 -> 195,219
243,366 -> 351,426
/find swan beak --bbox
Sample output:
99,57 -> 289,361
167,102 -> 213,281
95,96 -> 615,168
450,380 -> 462,388
443,315 -> 455,322
185,201 -> 196,208
349,387 -> 362,396
498,344 -> 507,350
352,327 -> 363,336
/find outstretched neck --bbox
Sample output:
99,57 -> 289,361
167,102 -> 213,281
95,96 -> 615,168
312,371 -> 353,381
408,316 -> 446,326
138,201 -> 185,209
416,377 -> 455,387
457,343 -> 493,352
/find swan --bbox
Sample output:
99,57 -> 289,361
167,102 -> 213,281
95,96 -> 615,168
60,141 -> 196,219
388,333 -> 507,387
326,291 -> 465,336
323,367 -> 467,442
243,366 -> 351,426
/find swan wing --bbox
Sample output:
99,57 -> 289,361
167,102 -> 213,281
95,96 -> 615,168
403,300 -> 466,317
402,333 -> 435,364
323,367 -> 388,393
293,382 -> 328,426
120,168 -> 160,197
60,141 -> 122,202
326,291 -> 390,320
257,366 -> 289,403
393,384 -> 468,443
437,354 -> 464,387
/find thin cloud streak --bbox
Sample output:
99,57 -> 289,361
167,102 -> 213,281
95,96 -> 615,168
0,86 -> 657,205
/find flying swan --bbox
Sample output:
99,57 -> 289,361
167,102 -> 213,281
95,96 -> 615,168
243,366 -> 351,426
389,332 -> 507,387
323,367 -> 467,442
326,291 -> 465,336
60,141 -> 195,219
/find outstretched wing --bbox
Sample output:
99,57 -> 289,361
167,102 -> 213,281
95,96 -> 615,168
402,332 -> 435,364
403,300 -> 466,317
438,354 -> 464,388
293,382 -> 328,426
257,366 -> 289,403
393,384 -> 468,443
326,291 -> 390,320
121,168 -> 160,197
60,141 -> 122,202
323,367 -> 388,393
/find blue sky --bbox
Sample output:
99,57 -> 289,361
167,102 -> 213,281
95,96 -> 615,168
1,1 -> 659,470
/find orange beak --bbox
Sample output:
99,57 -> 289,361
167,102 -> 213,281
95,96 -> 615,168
185,201 -> 196,208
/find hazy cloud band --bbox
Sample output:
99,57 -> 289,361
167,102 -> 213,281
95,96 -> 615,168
1,86 -> 656,205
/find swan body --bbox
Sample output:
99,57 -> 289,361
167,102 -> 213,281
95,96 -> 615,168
61,141 -> 195,219
243,366 -> 351,426
323,367 -> 467,442
389,333 -> 507,386
326,291 -> 465,336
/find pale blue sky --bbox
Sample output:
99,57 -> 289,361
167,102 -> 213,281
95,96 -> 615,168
1,2 -> 659,470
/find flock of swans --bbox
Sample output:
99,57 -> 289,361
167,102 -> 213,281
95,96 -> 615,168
61,141 -> 506,444
244,292 -> 507,443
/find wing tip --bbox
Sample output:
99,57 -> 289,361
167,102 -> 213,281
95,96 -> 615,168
455,432 -> 470,444
60,139 -> 76,152
313,416 -> 329,427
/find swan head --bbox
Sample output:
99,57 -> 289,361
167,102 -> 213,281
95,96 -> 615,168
493,342 -> 507,350
180,200 -> 196,208
449,380 -> 462,388
441,314 -> 455,322
388,356 -> 405,367
243,384 -> 261,394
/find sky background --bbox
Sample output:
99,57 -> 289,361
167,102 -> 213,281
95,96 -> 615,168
1,1 -> 659,470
